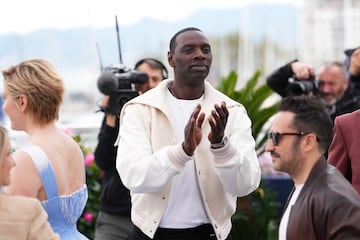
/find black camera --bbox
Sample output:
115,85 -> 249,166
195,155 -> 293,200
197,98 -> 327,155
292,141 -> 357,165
286,75 -> 319,96
97,64 -> 148,115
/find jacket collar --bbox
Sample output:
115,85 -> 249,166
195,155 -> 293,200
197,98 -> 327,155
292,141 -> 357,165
122,79 -> 241,116
282,157 -> 327,214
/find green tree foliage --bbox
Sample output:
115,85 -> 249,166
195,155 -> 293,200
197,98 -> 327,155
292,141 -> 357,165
73,134 -> 102,239
231,184 -> 280,240
217,70 -> 279,151
217,70 -> 281,240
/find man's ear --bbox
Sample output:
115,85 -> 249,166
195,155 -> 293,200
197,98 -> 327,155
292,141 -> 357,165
302,133 -> 317,152
167,51 -> 175,68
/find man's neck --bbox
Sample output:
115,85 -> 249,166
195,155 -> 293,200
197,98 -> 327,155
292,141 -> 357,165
291,154 -> 322,185
169,82 -> 204,100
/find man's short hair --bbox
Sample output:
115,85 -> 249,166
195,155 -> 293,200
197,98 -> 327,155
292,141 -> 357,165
279,95 -> 333,152
169,27 -> 202,53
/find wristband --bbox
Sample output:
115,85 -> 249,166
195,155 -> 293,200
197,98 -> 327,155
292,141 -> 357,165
211,136 -> 227,149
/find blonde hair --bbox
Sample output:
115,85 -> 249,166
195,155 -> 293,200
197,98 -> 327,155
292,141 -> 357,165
0,126 -> 8,167
2,59 -> 64,126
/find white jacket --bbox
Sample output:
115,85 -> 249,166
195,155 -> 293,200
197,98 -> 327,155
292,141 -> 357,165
116,79 -> 261,239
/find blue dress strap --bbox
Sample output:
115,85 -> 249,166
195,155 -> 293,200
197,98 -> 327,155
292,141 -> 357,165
21,145 -> 59,199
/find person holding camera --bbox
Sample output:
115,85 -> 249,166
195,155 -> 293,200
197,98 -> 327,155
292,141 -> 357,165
116,27 -> 261,240
266,59 -> 360,122
93,58 -> 168,240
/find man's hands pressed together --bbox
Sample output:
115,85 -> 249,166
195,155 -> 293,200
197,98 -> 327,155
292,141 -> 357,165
182,101 -> 229,156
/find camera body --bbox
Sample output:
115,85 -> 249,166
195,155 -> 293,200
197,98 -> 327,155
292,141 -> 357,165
97,64 -> 148,115
286,75 -> 319,96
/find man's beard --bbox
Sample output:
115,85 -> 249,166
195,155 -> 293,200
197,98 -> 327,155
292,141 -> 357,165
320,90 -> 345,107
320,97 -> 337,107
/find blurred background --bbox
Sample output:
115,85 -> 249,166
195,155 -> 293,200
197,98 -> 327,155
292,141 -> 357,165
0,0 -> 359,146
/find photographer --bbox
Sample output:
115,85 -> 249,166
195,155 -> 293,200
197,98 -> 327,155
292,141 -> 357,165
345,46 -> 360,94
266,59 -> 360,122
94,58 -> 168,240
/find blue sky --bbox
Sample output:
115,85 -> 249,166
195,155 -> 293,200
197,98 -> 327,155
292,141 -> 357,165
0,0 -> 303,35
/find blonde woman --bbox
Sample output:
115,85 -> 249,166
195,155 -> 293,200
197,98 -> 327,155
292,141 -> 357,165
2,59 -> 88,239
0,126 -> 59,239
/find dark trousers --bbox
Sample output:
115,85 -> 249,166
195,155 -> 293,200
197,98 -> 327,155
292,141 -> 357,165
127,224 -> 232,240
94,211 -> 133,240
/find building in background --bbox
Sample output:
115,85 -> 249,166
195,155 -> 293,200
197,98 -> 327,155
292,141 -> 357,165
301,0 -> 360,66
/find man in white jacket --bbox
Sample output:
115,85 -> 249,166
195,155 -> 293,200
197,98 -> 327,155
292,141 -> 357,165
116,27 -> 261,240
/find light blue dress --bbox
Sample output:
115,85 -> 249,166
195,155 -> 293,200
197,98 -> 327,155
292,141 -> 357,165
22,145 -> 88,239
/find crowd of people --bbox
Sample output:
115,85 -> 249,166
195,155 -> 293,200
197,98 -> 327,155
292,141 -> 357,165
265,46 -> 360,239
0,26 -> 359,240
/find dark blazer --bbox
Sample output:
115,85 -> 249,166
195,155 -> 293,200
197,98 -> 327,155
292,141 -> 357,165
285,159 -> 360,239
328,109 -> 360,194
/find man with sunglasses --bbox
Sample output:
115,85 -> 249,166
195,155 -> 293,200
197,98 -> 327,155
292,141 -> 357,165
265,95 -> 360,240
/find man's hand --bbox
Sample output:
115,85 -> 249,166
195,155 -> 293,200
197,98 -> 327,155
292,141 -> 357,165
101,96 -> 117,127
101,96 -> 110,107
208,101 -> 228,144
182,104 -> 205,156
291,61 -> 315,80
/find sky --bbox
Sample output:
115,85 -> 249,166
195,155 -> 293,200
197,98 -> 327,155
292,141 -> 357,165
0,0 -> 303,35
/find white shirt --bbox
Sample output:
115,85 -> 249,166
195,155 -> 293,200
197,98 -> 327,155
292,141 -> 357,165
279,184 -> 304,240
159,90 -> 209,228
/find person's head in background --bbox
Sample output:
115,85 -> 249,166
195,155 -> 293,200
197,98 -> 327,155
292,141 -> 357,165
134,58 -> 168,94
0,126 -> 15,187
344,46 -> 360,76
317,61 -> 348,107
2,59 -> 64,130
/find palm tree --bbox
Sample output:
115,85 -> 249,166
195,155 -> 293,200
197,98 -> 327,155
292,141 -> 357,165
217,69 -> 279,151
217,70 -> 280,240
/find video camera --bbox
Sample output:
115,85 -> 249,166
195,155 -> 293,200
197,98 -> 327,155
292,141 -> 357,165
286,75 -> 319,96
97,64 -> 148,116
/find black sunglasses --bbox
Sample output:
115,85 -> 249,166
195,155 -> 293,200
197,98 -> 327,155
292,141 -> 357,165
267,131 -> 310,146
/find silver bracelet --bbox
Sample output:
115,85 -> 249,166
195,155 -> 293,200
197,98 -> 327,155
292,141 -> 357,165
211,136 -> 227,149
